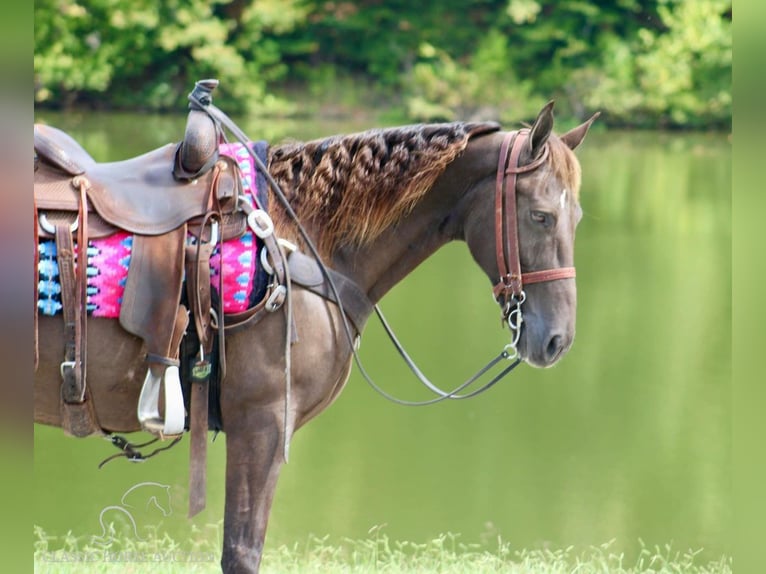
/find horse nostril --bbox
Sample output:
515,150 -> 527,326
545,334 -> 564,362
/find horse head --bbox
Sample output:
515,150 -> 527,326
463,102 -> 598,368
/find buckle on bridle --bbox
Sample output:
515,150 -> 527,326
495,275 -> 524,320
504,290 -> 526,358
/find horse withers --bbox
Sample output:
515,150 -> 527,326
34,100 -> 597,573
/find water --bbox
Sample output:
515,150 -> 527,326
33,112 -> 731,560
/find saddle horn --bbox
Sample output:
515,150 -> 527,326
174,79 -> 221,180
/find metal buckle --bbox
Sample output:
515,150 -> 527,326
260,247 -> 275,275
265,284 -> 287,312
207,221 -> 219,247
247,209 -> 275,239
40,214 -> 79,235
277,238 -> 298,253
60,360 -> 76,379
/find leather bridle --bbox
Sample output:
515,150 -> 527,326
191,99 -> 577,406
492,129 -> 576,332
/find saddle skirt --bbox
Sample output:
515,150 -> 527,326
36,142 -> 269,319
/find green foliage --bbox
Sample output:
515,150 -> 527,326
406,32 -> 544,123
34,525 -> 732,574
34,0 -> 731,128
34,0 -> 306,114
576,0 -> 732,128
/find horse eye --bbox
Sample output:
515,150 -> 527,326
530,210 -> 551,226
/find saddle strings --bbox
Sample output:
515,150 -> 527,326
98,434 -> 183,469
191,94 -> 523,407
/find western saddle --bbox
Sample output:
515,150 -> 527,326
34,80 -> 291,511
34,79 -> 374,516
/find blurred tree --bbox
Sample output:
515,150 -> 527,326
34,0 -> 731,128
573,0 -> 731,128
34,0 -> 307,113
405,31 -> 545,123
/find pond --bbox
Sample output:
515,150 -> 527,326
33,110 -> 731,561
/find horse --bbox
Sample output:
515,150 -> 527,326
34,101 -> 597,572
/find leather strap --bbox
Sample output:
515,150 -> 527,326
188,371 -> 209,517
53,176 -> 102,437
494,132 -> 516,296
186,241 -> 214,352
219,249 -> 372,340
502,132 -> 528,297
493,130 -> 575,309
34,195 -> 39,371
187,299 -> 209,517
521,267 -> 576,285
185,211 -> 219,517
74,177 -> 88,401
58,387 -> 102,437
54,221 -> 78,399
54,176 -> 90,404
218,203 -> 288,334
169,304 -> 190,365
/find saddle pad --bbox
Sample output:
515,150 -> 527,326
37,142 -> 267,318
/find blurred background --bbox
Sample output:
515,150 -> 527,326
34,0 -> 731,564
34,0 -> 731,129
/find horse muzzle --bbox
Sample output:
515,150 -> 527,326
514,311 -> 575,368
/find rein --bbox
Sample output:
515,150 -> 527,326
190,91 -> 568,408
368,130 -> 577,404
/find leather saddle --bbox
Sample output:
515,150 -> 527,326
34,116 -> 242,238
33,78 -> 376,518
33,79 -> 286,444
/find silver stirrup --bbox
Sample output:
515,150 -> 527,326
137,366 -> 185,437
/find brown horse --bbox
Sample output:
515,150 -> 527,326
34,102 -> 596,572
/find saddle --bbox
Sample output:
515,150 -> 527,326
34,79 -> 374,517
34,79 -> 288,449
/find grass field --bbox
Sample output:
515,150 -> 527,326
34,525 -> 732,573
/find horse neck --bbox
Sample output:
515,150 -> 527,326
330,133 -> 500,303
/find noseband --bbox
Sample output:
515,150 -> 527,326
493,130 -> 576,348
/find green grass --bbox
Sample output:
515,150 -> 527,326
34,525 -> 732,573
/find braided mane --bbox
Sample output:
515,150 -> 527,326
267,122 -> 499,255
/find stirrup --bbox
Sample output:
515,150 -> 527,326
137,364 -> 186,437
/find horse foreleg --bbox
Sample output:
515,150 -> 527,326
220,407 -> 285,574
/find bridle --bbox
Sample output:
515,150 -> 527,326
189,94 -> 576,409
492,129 -> 576,357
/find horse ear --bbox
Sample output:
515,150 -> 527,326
560,111 -> 601,150
527,101 -> 555,159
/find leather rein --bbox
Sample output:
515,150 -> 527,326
368,129 -> 577,405
192,97 -> 573,406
